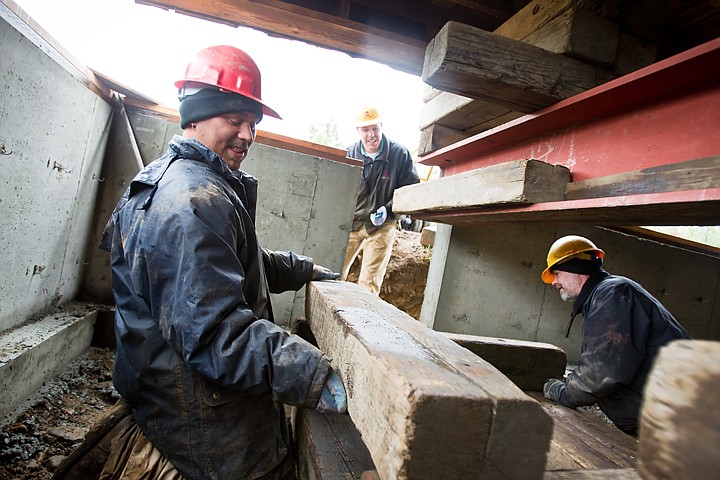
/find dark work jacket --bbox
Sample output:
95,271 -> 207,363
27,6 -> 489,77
556,269 -> 691,433
101,136 -> 330,479
347,134 -> 419,233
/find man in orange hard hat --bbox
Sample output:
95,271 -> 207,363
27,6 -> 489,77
100,45 -> 346,479
541,235 -> 690,436
341,106 -> 420,294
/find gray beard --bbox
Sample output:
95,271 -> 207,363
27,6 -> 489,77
560,291 -> 575,302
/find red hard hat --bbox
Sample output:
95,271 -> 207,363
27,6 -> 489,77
175,45 -> 281,119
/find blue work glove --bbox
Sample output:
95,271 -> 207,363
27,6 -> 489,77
369,206 -> 387,226
312,265 -> 340,281
543,378 -> 565,403
316,369 -> 348,414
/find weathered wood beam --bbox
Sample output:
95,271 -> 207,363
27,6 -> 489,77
295,408 -> 375,480
638,340 -> 720,479
418,124 -> 470,157
305,281 -> 553,480
444,332 -> 566,390
565,155 -> 720,200
544,469 -> 641,479
526,392 -> 638,472
419,90 -> 522,133
406,189 -> 720,227
521,7 -> 619,66
393,159 -> 571,215
423,21 -> 616,112
136,0 -> 426,75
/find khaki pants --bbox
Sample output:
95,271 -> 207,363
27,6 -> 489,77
341,222 -> 396,295
99,418 -> 183,480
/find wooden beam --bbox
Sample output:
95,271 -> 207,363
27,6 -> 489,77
444,332 -> 567,391
418,124 -> 470,157
256,131 -> 360,166
305,281 -> 553,480
526,392 -> 639,472
638,340 -> 720,479
295,408 -> 375,480
419,90 -> 521,132
407,188 -> 720,226
393,159 -> 571,215
423,21 -> 615,112
565,155 -> 720,200
136,0 -> 426,75
521,7 -> 619,66
544,469 -> 641,479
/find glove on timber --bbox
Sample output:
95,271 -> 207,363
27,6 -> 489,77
312,265 -> 340,281
317,369 -> 348,414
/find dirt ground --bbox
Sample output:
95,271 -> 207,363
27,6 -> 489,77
0,229 -> 431,480
349,229 -> 431,320
0,347 -> 118,480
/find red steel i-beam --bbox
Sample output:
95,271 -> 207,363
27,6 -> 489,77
420,38 -> 720,183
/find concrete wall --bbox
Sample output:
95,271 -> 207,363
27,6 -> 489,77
422,224 -> 720,363
80,105 -> 360,328
0,3 -> 112,334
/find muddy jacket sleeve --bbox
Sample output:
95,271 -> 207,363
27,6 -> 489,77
557,282 -> 645,407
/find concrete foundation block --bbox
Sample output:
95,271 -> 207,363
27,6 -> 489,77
0,304 -> 97,423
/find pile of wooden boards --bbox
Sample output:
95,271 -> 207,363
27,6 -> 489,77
418,0 -> 661,157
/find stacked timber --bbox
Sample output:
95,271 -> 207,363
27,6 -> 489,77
304,281 -> 554,480
418,0 -> 661,157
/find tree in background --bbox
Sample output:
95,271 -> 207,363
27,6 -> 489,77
307,119 -> 345,149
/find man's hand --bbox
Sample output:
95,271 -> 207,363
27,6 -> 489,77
312,265 -> 340,281
543,378 -> 565,403
370,206 -> 387,226
317,369 -> 348,414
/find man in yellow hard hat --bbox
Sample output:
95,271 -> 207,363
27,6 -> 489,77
100,45 -> 346,479
541,235 -> 691,436
341,106 -> 420,294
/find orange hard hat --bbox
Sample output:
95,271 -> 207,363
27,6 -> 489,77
355,106 -> 382,127
175,45 -> 281,119
541,235 -> 605,284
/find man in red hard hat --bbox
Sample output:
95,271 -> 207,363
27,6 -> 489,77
541,235 -> 690,437
100,45 -> 346,479
341,105 -> 420,294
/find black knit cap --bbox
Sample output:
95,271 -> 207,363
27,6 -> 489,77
179,88 -> 263,128
551,257 -> 602,276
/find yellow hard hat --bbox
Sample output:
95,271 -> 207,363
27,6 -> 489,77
541,235 -> 605,284
355,106 -> 382,127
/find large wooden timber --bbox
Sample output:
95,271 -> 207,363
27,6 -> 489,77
423,21 -> 616,113
444,332 -> 567,391
137,0 -> 425,75
638,340 -> 720,480
544,470 -> 641,479
526,392 -> 639,472
565,155 -> 720,200
295,408 -> 375,480
305,281 -> 553,480
393,159 -> 571,215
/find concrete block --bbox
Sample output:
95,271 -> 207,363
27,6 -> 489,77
0,304 -> 97,423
